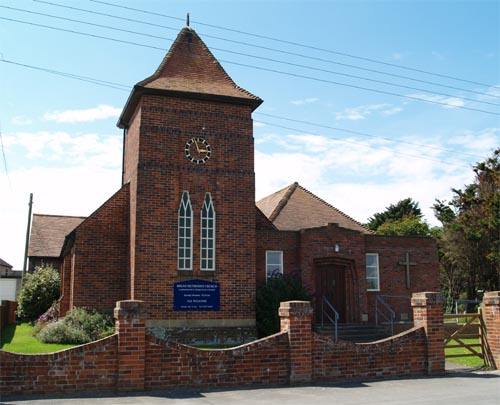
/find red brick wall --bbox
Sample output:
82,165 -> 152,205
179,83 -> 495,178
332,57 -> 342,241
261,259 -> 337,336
68,185 -> 130,312
145,333 -> 290,389
365,235 -> 440,322
0,335 -> 118,397
313,328 -> 426,381
482,291 -> 500,368
256,209 -> 300,286
125,94 -> 257,323
0,295 -> 468,398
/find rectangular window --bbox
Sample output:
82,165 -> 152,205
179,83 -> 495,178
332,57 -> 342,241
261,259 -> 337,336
266,251 -> 283,279
366,253 -> 380,291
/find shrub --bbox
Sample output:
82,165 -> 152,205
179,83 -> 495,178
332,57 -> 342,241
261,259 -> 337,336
17,265 -> 60,321
36,307 -> 114,344
256,273 -> 310,338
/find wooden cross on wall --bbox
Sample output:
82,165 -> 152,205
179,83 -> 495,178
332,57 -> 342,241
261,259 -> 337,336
398,252 -> 416,289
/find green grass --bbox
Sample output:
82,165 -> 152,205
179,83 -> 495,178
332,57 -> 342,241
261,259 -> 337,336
445,337 -> 485,368
0,323 -> 77,354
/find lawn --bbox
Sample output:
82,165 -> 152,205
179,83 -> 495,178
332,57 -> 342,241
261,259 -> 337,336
0,323 -> 77,354
445,337 -> 485,368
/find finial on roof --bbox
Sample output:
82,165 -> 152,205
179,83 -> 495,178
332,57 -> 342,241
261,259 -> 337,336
186,13 -> 190,27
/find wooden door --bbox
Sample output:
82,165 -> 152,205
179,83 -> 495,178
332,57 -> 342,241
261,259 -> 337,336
316,265 -> 346,323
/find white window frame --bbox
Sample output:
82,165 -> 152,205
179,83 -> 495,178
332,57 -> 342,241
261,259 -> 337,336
200,192 -> 216,271
266,251 -> 283,279
366,253 -> 380,291
178,191 -> 193,271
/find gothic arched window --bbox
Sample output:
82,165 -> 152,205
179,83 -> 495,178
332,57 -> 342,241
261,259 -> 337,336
178,191 -> 193,270
200,193 -> 215,271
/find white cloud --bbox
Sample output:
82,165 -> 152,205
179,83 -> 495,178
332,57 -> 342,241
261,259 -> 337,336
43,104 -> 121,123
290,98 -> 320,106
431,51 -> 446,61
335,103 -> 401,121
6,131 -> 122,167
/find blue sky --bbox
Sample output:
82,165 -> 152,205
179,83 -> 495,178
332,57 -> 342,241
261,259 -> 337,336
1,0 -> 499,270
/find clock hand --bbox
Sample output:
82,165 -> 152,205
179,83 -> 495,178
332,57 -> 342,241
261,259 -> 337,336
194,139 -> 201,153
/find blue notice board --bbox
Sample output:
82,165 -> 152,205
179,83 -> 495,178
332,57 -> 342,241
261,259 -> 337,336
173,279 -> 220,311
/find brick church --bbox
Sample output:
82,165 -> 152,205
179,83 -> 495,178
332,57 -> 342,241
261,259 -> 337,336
28,26 -> 439,344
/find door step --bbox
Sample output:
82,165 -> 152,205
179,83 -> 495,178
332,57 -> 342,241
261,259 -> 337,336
313,323 -> 390,343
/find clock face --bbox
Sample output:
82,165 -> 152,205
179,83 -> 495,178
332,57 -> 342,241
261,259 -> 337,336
185,137 -> 211,164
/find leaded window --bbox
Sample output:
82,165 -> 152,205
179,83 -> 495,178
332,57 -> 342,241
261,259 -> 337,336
200,193 -> 215,271
178,191 -> 193,270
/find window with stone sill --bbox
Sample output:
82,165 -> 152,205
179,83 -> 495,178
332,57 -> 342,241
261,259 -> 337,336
200,192 -> 215,271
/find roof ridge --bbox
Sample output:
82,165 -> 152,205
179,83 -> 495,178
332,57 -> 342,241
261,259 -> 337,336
33,213 -> 87,219
296,184 -> 372,233
268,182 -> 299,222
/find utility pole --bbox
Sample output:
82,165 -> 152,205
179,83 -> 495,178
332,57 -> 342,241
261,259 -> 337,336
22,193 -> 33,281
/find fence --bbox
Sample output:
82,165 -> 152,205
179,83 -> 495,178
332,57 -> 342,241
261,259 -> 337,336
0,301 -> 17,330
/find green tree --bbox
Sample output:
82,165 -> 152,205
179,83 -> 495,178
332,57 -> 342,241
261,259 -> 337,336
17,265 -> 60,321
374,215 -> 434,237
367,198 -> 422,232
433,148 -> 500,300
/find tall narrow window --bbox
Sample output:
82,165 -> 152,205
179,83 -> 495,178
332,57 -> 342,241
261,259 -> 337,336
178,191 -> 193,270
366,253 -> 380,291
200,193 -> 215,271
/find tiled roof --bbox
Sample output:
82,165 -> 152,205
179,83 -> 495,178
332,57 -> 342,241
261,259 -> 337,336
256,182 -> 371,234
140,27 -> 261,102
0,257 -> 13,269
28,214 -> 86,258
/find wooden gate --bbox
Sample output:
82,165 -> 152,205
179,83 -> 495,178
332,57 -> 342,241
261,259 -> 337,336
444,310 -> 493,367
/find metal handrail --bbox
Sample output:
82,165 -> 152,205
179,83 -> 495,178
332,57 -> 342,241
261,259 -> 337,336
321,296 -> 339,340
375,295 -> 396,335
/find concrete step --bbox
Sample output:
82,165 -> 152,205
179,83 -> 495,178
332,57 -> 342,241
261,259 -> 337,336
313,323 -> 390,343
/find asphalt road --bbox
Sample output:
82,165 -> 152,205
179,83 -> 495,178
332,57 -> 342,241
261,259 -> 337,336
2,369 -> 499,405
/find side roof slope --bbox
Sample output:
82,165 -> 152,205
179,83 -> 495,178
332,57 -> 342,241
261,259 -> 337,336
256,182 -> 371,234
28,214 -> 86,258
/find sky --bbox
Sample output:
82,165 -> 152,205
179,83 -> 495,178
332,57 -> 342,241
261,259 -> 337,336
0,0 -> 499,270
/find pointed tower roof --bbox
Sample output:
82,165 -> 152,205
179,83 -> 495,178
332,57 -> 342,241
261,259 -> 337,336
118,27 -> 262,128
256,182 -> 372,234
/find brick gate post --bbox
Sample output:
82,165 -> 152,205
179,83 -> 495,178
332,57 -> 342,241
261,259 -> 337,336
114,300 -> 147,391
482,291 -> 500,369
411,292 -> 445,375
279,300 -> 313,384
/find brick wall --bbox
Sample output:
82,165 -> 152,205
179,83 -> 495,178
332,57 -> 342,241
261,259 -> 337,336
64,184 -> 130,313
482,291 -> 500,368
0,335 -> 118,397
0,294 -> 468,398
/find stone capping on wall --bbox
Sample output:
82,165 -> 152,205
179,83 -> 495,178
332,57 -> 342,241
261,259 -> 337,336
3,291 -> 499,398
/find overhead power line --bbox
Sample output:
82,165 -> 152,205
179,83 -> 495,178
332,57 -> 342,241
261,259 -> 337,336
5,6 -> 498,108
1,58 -> 485,168
1,16 -> 498,116
254,120 -> 471,169
32,0 -> 500,100
88,0 -> 499,89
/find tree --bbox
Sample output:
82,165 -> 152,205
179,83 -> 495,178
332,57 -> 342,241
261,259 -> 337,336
17,265 -> 60,321
374,215 -> 434,237
433,148 -> 500,300
367,198 -> 422,232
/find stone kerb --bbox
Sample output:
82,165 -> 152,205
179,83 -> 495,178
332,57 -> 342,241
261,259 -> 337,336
114,300 -> 147,391
411,292 -> 445,375
279,300 -> 313,384
482,291 -> 500,369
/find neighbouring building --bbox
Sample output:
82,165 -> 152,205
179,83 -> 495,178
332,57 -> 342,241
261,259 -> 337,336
28,26 -> 439,345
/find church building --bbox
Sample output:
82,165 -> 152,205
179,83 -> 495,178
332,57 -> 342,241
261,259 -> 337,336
28,26 -> 439,344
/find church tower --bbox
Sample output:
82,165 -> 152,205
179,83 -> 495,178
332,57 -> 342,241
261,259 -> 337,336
117,27 -> 263,343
